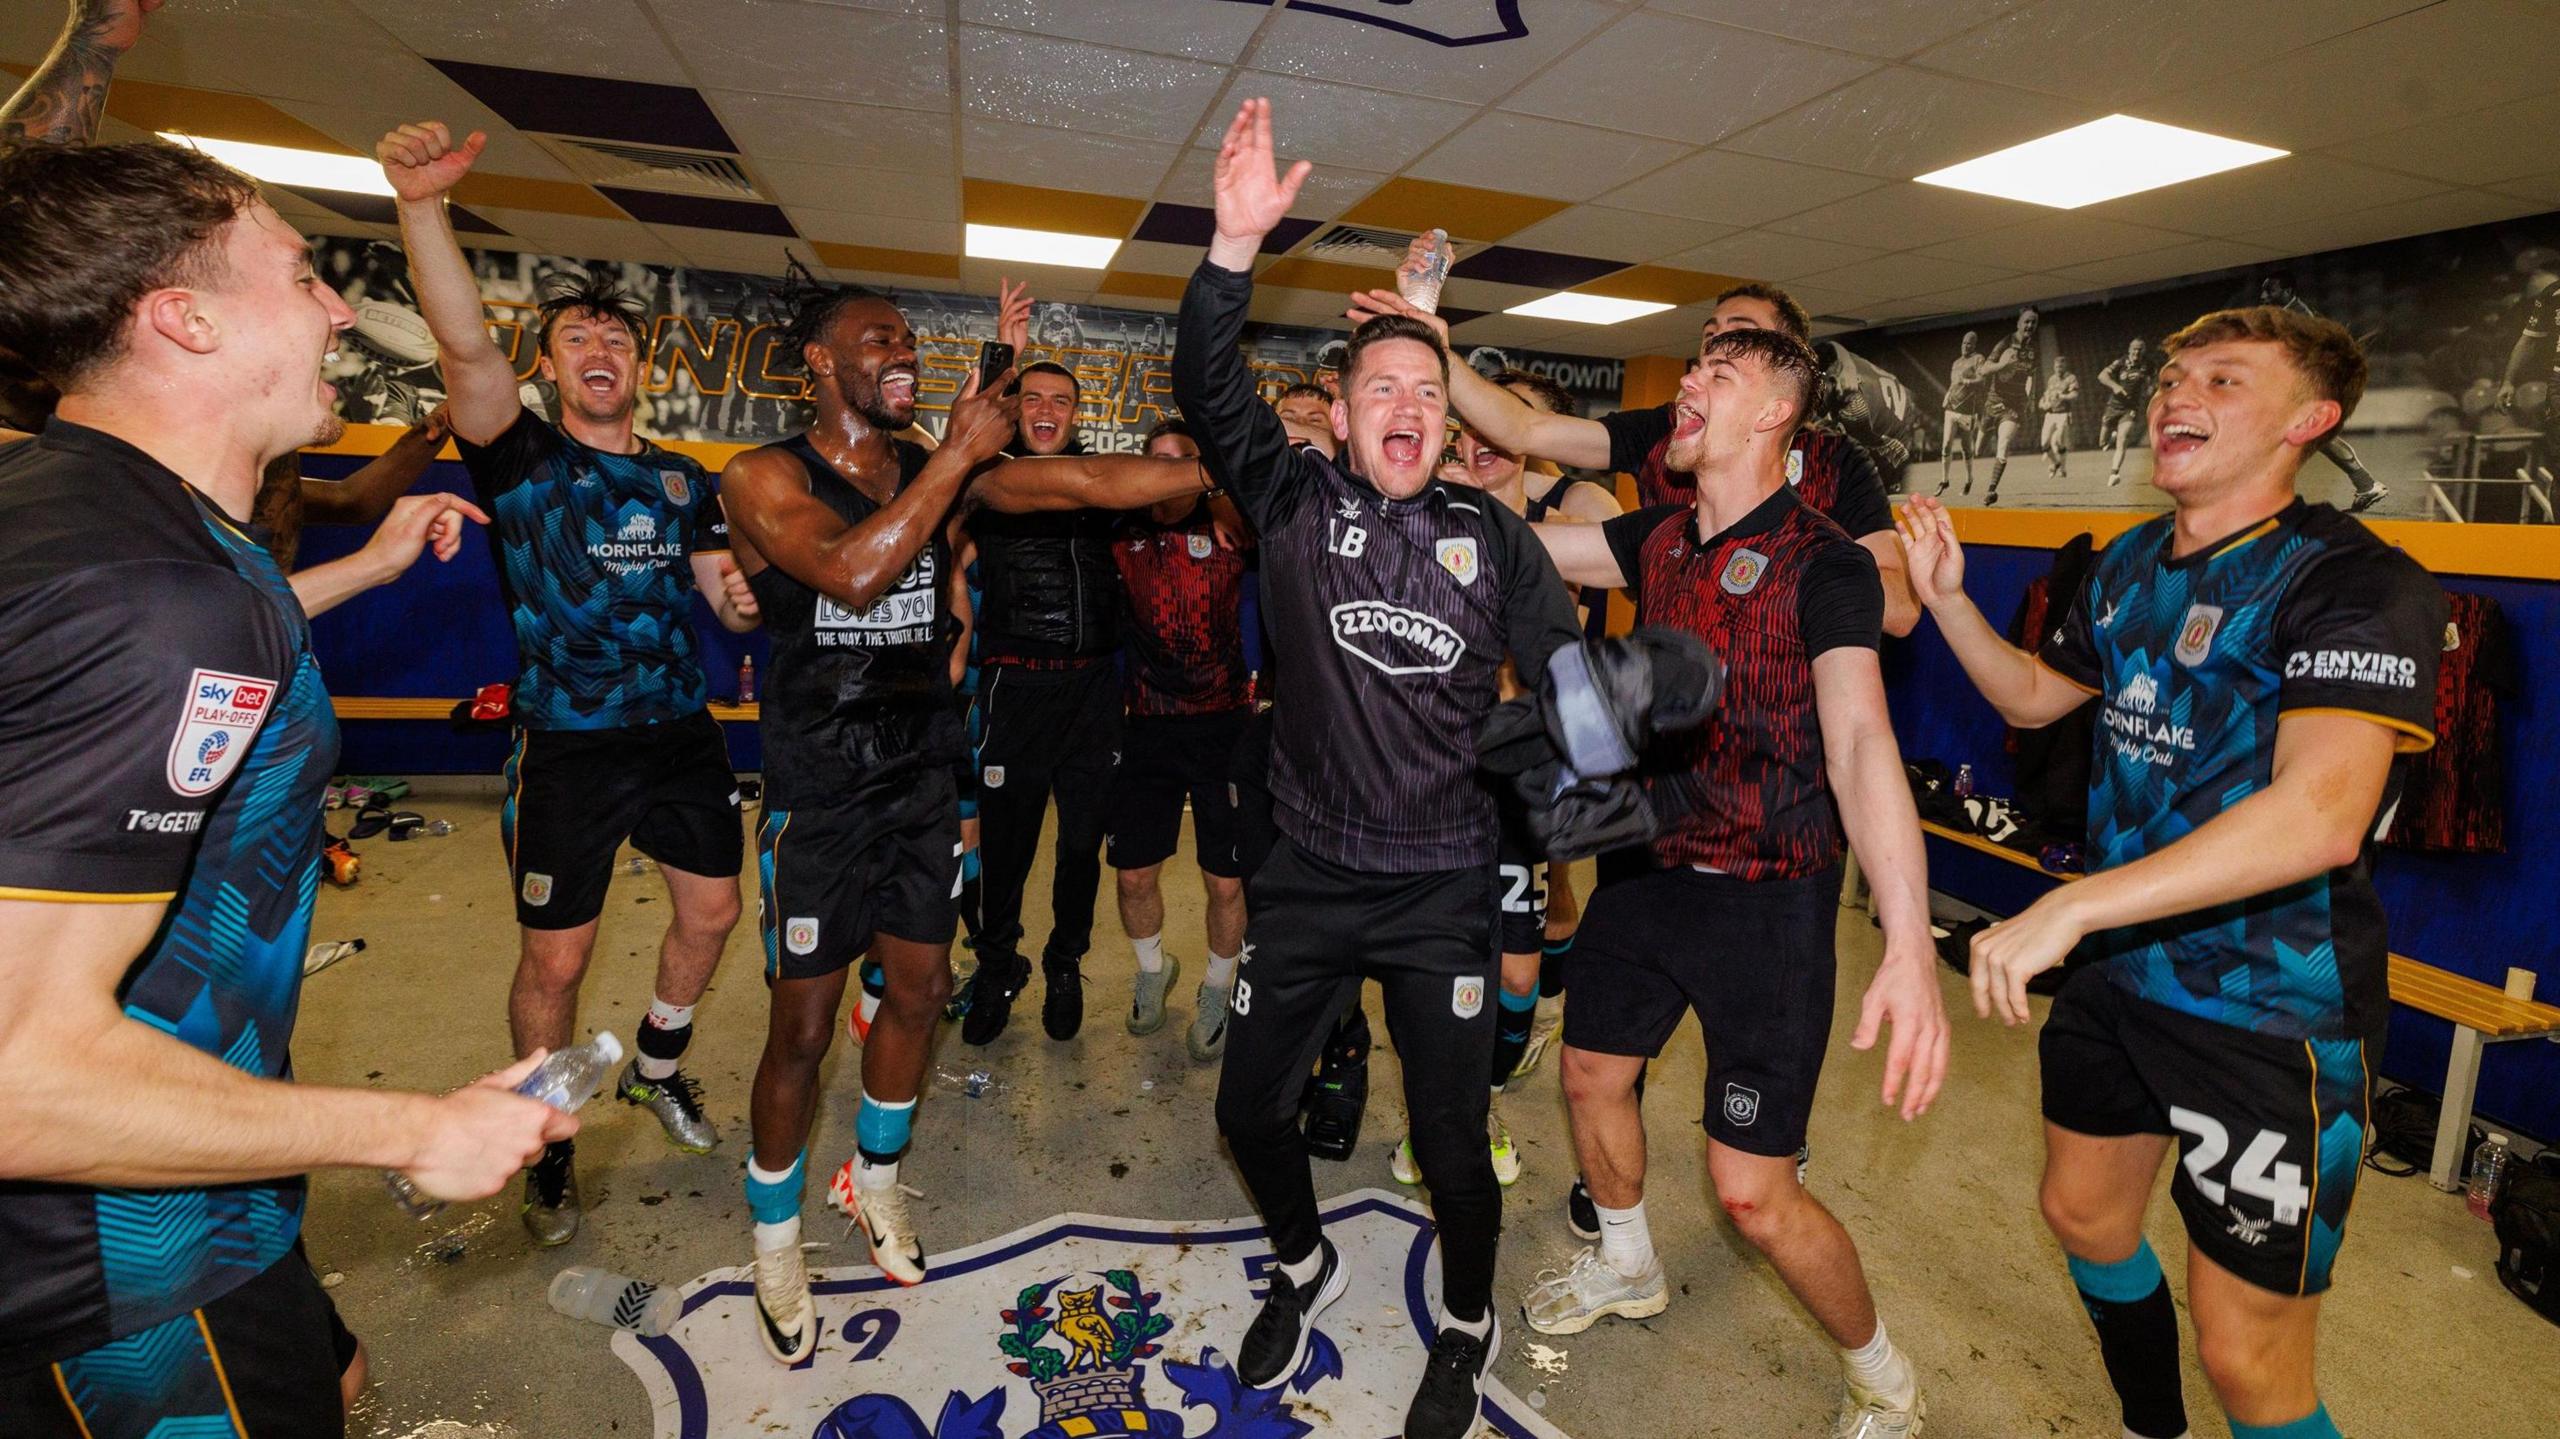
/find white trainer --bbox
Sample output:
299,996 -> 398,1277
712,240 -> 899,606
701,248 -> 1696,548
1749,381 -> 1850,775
829,1159 -> 927,1286
750,1233 -> 816,1366
1832,1384 -> 1927,1438
1521,1246 -> 1669,1335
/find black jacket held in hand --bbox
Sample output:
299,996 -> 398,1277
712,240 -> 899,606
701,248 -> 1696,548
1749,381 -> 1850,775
1479,630 -> 1726,861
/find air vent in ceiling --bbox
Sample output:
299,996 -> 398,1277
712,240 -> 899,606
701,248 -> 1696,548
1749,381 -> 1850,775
1308,223 -> 1423,265
534,136 -> 763,200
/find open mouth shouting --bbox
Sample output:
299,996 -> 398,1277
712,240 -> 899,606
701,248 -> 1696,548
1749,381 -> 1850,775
2156,418 -> 2209,460
579,363 -> 622,401
880,366 -> 918,412
1379,427 -> 1426,471
1672,401 -> 1705,442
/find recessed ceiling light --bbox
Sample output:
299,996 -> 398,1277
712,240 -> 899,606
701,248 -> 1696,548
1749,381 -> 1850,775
963,223 -> 1120,270
1505,293 -> 1674,325
1914,114 -> 2285,209
158,132 -> 391,196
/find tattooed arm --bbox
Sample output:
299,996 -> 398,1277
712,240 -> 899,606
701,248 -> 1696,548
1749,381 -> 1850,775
0,0 -> 158,146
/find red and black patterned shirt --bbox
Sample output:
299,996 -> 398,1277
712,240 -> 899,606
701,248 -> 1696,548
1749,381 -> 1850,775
1603,489 -> 1883,879
1604,403 -> 1892,539
1114,499 -> 1248,717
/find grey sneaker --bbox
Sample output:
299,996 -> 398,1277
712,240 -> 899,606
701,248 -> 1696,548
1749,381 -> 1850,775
1186,981 -> 1231,1062
619,1060 -> 717,1153
1128,954 -> 1181,1036
1833,1384 -> 1926,1438
1521,1246 -> 1668,1335
521,1151 -> 580,1247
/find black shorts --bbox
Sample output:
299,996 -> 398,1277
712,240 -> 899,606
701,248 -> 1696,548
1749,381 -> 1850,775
2101,405 -> 2140,433
1495,810 -> 1550,955
3,1243 -> 348,1439
2041,964 -> 2372,1297
502,711 -> 744,929
1564,865 -> 1840,1158
757,766 -> 961,981
1107,710 -> 1246,877
1987,394 -> 2028,425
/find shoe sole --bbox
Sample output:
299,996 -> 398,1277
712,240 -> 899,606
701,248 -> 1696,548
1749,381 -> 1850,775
1522,1286 -> 1668,1336
1245,1252 -> 1346,1391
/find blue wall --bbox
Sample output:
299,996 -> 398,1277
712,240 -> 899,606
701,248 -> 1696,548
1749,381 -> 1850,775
1884,541 -> 2560,1143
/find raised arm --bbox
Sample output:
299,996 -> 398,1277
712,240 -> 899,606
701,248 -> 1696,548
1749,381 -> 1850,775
0,0 -> 152,145
1895,496 -> 2092,727
1173,99 -> 1313,522
300,404 -> 450,527
1348,289 -> 1615,470
379,123 -> 522,444
289,491 -> 488,617
963,453 -> 1214,514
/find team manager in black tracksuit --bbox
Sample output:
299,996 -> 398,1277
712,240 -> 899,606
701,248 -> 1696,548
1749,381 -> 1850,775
1174,99 -> 1582,1439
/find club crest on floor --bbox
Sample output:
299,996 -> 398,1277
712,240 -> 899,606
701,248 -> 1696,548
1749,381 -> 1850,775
609,1192 -> 1571,1439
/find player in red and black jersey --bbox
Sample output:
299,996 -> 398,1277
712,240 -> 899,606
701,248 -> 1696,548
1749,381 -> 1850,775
1106,419 -> 1252,1057
1522,327 -> 1947,1437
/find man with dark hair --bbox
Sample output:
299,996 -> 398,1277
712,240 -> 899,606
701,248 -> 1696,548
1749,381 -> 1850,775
1273,380 -> 1334,451
382,120 -> 763,1244
1107,418 -> 1251,1046
1900,304 -> 2443,1439
1178,100 -> 1585,1439
2098,337 -> 2154,488
0,136 -> 564,1438
956,353 -> 1126,1045
1524,324 -> 1945,1437
1980,307 -> 2041,505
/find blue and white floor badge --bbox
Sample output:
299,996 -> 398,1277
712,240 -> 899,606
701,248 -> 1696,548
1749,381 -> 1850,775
613,1189 -> 1572,1439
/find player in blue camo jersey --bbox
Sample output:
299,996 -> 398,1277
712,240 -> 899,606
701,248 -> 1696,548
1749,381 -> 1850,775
1902,304 -> 2445,1439
385,119 -> 764,1245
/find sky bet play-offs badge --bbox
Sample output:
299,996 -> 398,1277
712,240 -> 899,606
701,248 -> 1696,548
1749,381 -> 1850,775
609,1191 -> 1572,1439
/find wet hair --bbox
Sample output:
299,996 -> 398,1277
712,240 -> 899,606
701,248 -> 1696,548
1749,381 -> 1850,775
1712,282 -> 1812,344
536,273 -> 646,353
1341,314 -> 1449,388
0,140 -> 261,389
1700,327 -> 1821,440
1494,368 -> 1576,417
1277,381 -> 1332,406
2161,305 -> 2367,440
1142,416 -> 1194,452
781,282 -> 893,373
1019,360 -> 1080,396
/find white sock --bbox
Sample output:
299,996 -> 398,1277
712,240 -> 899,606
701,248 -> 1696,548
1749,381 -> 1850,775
638,997 -> 696,1080
753,1214 -> 800,1250
1841,1318 -> 1914,1402
1595,1200 -> 1655,1277
1132,932 -> 1166,974
1277,1244 -> 1325,1287
1439,1306 -> 1491,1339
855,1155 -> 900,1192
1204,948 -> 1240,992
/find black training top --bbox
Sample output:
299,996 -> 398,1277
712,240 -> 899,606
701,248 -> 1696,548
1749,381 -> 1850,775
1175,258 -> 1582,873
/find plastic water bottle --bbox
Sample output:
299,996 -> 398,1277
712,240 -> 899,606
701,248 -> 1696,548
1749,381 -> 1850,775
548,1266 -> 680,1337
1398,228 -> 1452,315
386,1032 -> 625,1219
738,655 -> 757,703
1953,763 -> 1976,800
2468,1133 -> 2512,1221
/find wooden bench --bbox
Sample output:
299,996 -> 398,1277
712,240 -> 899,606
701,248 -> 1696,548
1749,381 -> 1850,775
331,697 -> 761,722
1875,821 -> 2560,1191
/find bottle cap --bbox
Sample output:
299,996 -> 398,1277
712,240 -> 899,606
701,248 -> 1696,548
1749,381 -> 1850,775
2489,1132 -> 2509,1145
593,1030 -> 625,1064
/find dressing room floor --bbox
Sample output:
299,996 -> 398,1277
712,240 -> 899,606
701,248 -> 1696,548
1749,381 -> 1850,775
295,786 -> 2558,1438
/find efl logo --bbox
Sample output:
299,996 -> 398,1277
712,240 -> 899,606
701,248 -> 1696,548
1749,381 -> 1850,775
166,668 -> 276,797
1329,600 -> 1464,676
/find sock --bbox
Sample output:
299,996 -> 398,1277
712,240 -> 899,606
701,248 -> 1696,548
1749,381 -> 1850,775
1489,987 -> 1537,1086
855,1093 -> 916,1191
1204,947 -> 1241,993
1538,934 -> 1573,998
753,1213 -> 801,1251
2068,1242 -> 2189,1439
1842,1318 -> 1915,1403
1439,1305 -> 1491,1338
1595,1200 -> 1654,1277
1277,1243 -> 1325,1288
1132,932 -> 1166,975
2227,1405 -> 2337,1439
636,998 -> 695,1081
745,1149 -> 806,1227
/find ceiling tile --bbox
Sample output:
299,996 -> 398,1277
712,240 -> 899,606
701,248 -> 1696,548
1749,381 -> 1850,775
2047,238 -> 2287,291
1101,240 -> 1208,278
1782,285 -> 1901,323
1505,12 -> 1878,143
1129,203 -> 1315,253
1438,276 -> 1557,314
273,98 -> 577,184
474,210 -> 686,268
962,180 -> 1150,235
649,225 -> 815,275
437,60 -> 735,151
961,117 -> 1181,198
1097,271 -> 1191,303
1188,73 -> 1474,172
1794,251 -> 2021,300
100,79 -> 357,153
783,209 -> 961,253
116,6 -> 422,106
606,188 -> 796,236
648,0 -> 947,111
1451,247 -> 1628,289
1577,266 -> 1736,305
957,0 -> 1268,62
2489,172 -> 2560,206
2083,154 -> 2448,236
1338,179 -> 1569,243
705,91 -> 953,169
1256,256 -> 1396,295
811,241 -> 962,280
1914,0 -> 2431,107
1445,317 -> 1583,353
451,172 -> 627,220
1409,113 -> 1694,204
1156,148 -> 1386,220
1765,183 -> 2044,251
1250,0 -> 1618,104
2234,187 -> 2556,257
1645,0 -> 2032,60
957,26 -> 1230,145
1660,229 -> 1885,281
752,160 -> 959,220
2143,0 -> 2560,150
1720,66 -> 2096,181
2330,91 -> 2560,188
1599,149 -> 1882,227
342,0 -> 694,85
1503,207 -> 1739,265
1915,214 -> 2201,271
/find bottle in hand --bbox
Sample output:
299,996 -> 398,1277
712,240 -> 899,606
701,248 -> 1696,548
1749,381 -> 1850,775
387,1032 -> 625,1219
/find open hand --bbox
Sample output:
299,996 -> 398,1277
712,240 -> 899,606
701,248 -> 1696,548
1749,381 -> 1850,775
1345,289 -> 1451,346
377,121 -> 486,203
996,279 -> 1032,358
1969,893 -> 2085,1026
1893,495 -> 1966,610
1208,98 -> 1308,268
1852,946 -> 1950,1120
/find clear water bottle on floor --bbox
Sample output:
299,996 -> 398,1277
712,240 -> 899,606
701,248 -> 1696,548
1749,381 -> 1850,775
1953,763 -> 1976,799
548,1266 -> 680,1337
2468,1133 -> 2512,1221
387,1032 -> 625,1219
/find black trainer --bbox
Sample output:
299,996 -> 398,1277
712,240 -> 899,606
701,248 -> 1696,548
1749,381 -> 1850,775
1566,1176 -> 1599,1241
959,951 -> 1029,1046
1238,1239 -> 1344,1389
1041,955 -> 1084,1040
1404,1314 -> 1499,1439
